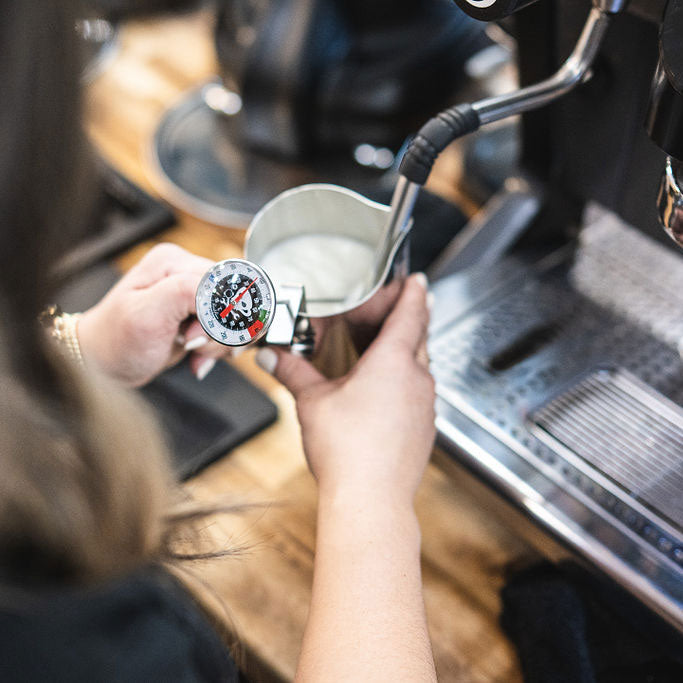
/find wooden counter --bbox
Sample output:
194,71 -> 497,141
87,10 -> 540,681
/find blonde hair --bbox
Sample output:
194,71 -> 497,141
0,0 -> 242,608
0,345 -> 174,586
0,338 -> 248,666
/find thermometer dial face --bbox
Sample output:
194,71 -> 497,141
196,258 -> 276,347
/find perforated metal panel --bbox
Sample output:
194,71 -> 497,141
429,206 -> 683,626
534,368 -> 683,531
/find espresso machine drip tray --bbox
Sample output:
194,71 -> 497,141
533,368 -> 683,533
428,205 -> 683,630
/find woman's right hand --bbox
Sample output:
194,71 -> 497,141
262,274 -> 438,682
259,273 -> 436,506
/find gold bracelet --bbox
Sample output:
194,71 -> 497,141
40,305 -> 84,366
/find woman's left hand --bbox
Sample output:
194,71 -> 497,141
78,243 -> 228,387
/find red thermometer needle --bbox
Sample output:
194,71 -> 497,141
220,277 -> 258,318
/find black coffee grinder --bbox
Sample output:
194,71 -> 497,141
149,0 -> 487,226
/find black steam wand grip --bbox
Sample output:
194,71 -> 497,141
371,103 -> 480,280
398,103 -> 481,186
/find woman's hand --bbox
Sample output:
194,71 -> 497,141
78,243 -> 228,387
261,273 -> 438,682
260,273 -> 436,506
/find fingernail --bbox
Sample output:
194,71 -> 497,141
195,358 -> 216,381
414,272 -> 428,290
231,345 -> 246,358
427,291 -> 435,311
255,347 -> 278,374
184,335 -> 208,351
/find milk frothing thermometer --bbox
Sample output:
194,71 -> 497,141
196,258 -> 275,347
196,257 -> 312,353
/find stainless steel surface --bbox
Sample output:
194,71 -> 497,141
148,84 -> 316,228
658,156 -> 683,249
593,0 -> 630,12
429,204 -> 683,629
533,368 -> 683,531
435,398 -> 683,631
472,7 -> 611,125
266,284 -> 305,347
375,177 -> 420,280
148,84 -> 267,227
244,183 -> 409,319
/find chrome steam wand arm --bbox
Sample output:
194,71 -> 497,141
472,6 -> 611,126
383,3 -> 617,249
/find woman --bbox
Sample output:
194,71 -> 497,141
0,2 -> 437,680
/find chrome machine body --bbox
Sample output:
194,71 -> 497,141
430,205 -> 683,629
427,0 -> 683,630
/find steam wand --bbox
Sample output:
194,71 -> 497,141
374,1 -> 621,277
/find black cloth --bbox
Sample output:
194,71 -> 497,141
501,562 -> 683,683
0,567 -> 238,682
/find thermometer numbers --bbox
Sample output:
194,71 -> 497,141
210,273 -> 263,330
196,259 -> 275,347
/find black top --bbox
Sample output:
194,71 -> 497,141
0,567 -> 238,682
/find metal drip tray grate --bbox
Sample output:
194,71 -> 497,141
532,369 -> 683,532
430,205 -> 683,627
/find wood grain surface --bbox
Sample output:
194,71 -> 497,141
86,10 -> 542,681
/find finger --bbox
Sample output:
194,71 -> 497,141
182,319 -> 210,351
146,271 -> 203,323
369,273 -> 429,357
181,315 -> 246,360
182,318 -> 242,362
256,347 -> 326,399
127,243 -> 215,289
189,353 -> 217,381
166,343 -> 187,370
191,339 -> 235,361
344,278 -> 401,328
416,337 -> 430,369
416,304 -> 431,369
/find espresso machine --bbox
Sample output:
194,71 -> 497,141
411,0 -> 683,633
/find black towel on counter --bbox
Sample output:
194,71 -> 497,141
501,562 -> 683,683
